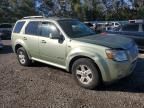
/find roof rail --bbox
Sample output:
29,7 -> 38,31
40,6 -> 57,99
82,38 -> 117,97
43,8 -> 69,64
22,16 -> 45,19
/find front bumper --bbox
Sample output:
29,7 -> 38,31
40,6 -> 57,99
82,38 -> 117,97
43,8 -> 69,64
96,46 -> 138,83
103,59 -> 137,83
101,43 -> 138,83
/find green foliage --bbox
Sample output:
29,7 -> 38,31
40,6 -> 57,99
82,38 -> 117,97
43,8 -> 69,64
105,7 -> 142,21
0,0 -> 36,23
44,0 -> 53,8
0,0 -> 143,23
69,0 -> 144,21
137,6 -> 144,18
70,0 -> 102,21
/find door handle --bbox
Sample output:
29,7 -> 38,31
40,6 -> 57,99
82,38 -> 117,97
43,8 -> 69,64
41,40 -> 46,43
23,37 -> 27,40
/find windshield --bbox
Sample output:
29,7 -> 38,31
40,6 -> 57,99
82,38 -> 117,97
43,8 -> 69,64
58,20 -> 96,38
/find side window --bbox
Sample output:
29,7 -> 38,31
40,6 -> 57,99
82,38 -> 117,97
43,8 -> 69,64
13,21 -> 25,33
122,24 -> 139,31
40,22 -> 59,37
142,24 -> 144,31
25,21 -> 40,35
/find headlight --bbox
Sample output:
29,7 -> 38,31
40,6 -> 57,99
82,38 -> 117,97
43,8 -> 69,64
106,49 -> 128,62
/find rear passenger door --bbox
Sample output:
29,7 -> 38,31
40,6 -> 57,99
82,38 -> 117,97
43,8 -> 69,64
24,21 -> 40,58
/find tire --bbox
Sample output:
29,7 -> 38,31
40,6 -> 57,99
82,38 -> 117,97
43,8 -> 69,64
16,47 -> 31,66
72,58 -> 100,89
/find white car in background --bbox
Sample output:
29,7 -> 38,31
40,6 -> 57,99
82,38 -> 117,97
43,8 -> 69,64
109,22 -> 121,28
106,22 -> 121,31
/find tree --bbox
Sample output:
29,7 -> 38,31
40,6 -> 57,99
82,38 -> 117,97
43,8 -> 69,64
0,0 -> 36,23
70,0 -> 82,19
137,6 -> 144,19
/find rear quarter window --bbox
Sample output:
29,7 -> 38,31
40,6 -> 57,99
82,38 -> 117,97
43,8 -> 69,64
13,21 -> 25,33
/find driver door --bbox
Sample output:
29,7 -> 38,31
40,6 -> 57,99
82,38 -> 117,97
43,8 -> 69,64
39,22 -> 66,66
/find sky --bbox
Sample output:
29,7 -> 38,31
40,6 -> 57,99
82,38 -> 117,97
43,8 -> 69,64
35,0 -> 42,8
123,0 -> 134,9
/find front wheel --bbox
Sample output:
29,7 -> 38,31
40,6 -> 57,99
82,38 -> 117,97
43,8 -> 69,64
72,58 -> 100,89
17,47 -> 31,66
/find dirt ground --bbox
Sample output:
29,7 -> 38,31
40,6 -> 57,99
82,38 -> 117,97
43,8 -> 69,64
0,40 -> 144,108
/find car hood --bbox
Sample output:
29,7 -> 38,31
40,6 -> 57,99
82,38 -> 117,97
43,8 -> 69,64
73,34 -> 134,49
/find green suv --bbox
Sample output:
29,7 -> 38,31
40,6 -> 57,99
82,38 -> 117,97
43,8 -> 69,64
11,16 -> 138,89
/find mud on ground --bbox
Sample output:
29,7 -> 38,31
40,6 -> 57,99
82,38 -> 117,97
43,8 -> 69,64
0,40 -> 144,108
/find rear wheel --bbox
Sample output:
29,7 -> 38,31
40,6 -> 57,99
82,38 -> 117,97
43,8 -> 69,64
16,47 -> 31,66
72,58 -> 100,89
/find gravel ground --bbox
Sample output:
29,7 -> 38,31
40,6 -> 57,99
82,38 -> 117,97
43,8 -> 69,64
0,40 -> 144,108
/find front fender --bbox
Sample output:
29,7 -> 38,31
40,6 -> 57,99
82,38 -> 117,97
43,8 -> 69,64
66,47 -> 111,82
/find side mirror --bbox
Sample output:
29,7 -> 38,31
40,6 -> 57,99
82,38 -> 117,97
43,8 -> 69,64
49,33 -> 60,39
49,33 -> 64,41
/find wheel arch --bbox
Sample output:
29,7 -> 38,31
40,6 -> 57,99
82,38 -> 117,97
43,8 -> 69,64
14,43 -> 31,59
15,44 -> 23,53
68,55 -> 103,81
